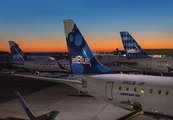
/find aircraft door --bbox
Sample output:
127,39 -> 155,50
105,82 -> 114,100
146,59 -> 152,69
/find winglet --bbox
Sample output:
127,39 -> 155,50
14,91 -> 38,120
120,32 -> 151,59
63,19 -> 115,74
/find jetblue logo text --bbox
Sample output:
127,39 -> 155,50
127,49 -> 140,54
71,55 -> 90,65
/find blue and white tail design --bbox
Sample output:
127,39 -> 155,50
15,91 -> 38,120
9,41 -> 32,61
120,32 -> 151,59
63,19 -> 115,74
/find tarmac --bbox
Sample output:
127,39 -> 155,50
0,74 -> 167,120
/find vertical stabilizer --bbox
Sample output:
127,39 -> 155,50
14,91 -> 38,120
63,19 -> 115,74
120,32 -> 151,59
9,41 -> 31,61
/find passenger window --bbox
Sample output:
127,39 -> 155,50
133,87 -> 136,92
149,89 -> 153,94
158,90 -> 161,95
118,86 -> 121,90
165,90 -> 169,95
141,88 -> 145,93
125,87 -> 129,91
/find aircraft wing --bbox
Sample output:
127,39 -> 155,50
13,74 -> 82,84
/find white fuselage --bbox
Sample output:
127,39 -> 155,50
12,60 -> 70,72
118,57 -> 173,74
68,74 -> 173,117
100,60 -> 140,72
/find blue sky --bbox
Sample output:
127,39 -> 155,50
0,0 -> 173,52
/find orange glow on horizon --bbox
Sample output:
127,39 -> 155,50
1,31 -> 173,53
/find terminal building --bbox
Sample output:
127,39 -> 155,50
94,48 -> 173,58
1,49 -> 173,62
143,49 -> 173,58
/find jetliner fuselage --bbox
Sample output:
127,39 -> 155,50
100,60 -> 140,73
13,60 -> 70,72
67,74 -> 173,116
118,57 -> 173,74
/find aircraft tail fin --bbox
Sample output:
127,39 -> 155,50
14,91 -> 38,120
63,19 -> 115,74
9,41 -> 31,61
120,32 -> 151,59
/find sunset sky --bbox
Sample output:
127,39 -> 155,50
0,0 -> 173,52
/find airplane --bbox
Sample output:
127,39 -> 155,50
9,41 -> 70,74
14,19 -> 173,119
9,41 -> 55,61
118,31 -> 173,75
9,40 -> 139,74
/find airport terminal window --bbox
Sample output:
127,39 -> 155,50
165,90 -> 169,95
118,86 -> 121,90
133,87 -> 136,92
141,88 -> 145,93
149,89 -> 153,94
158,90 -> 161,95
125,87 -> 129,91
